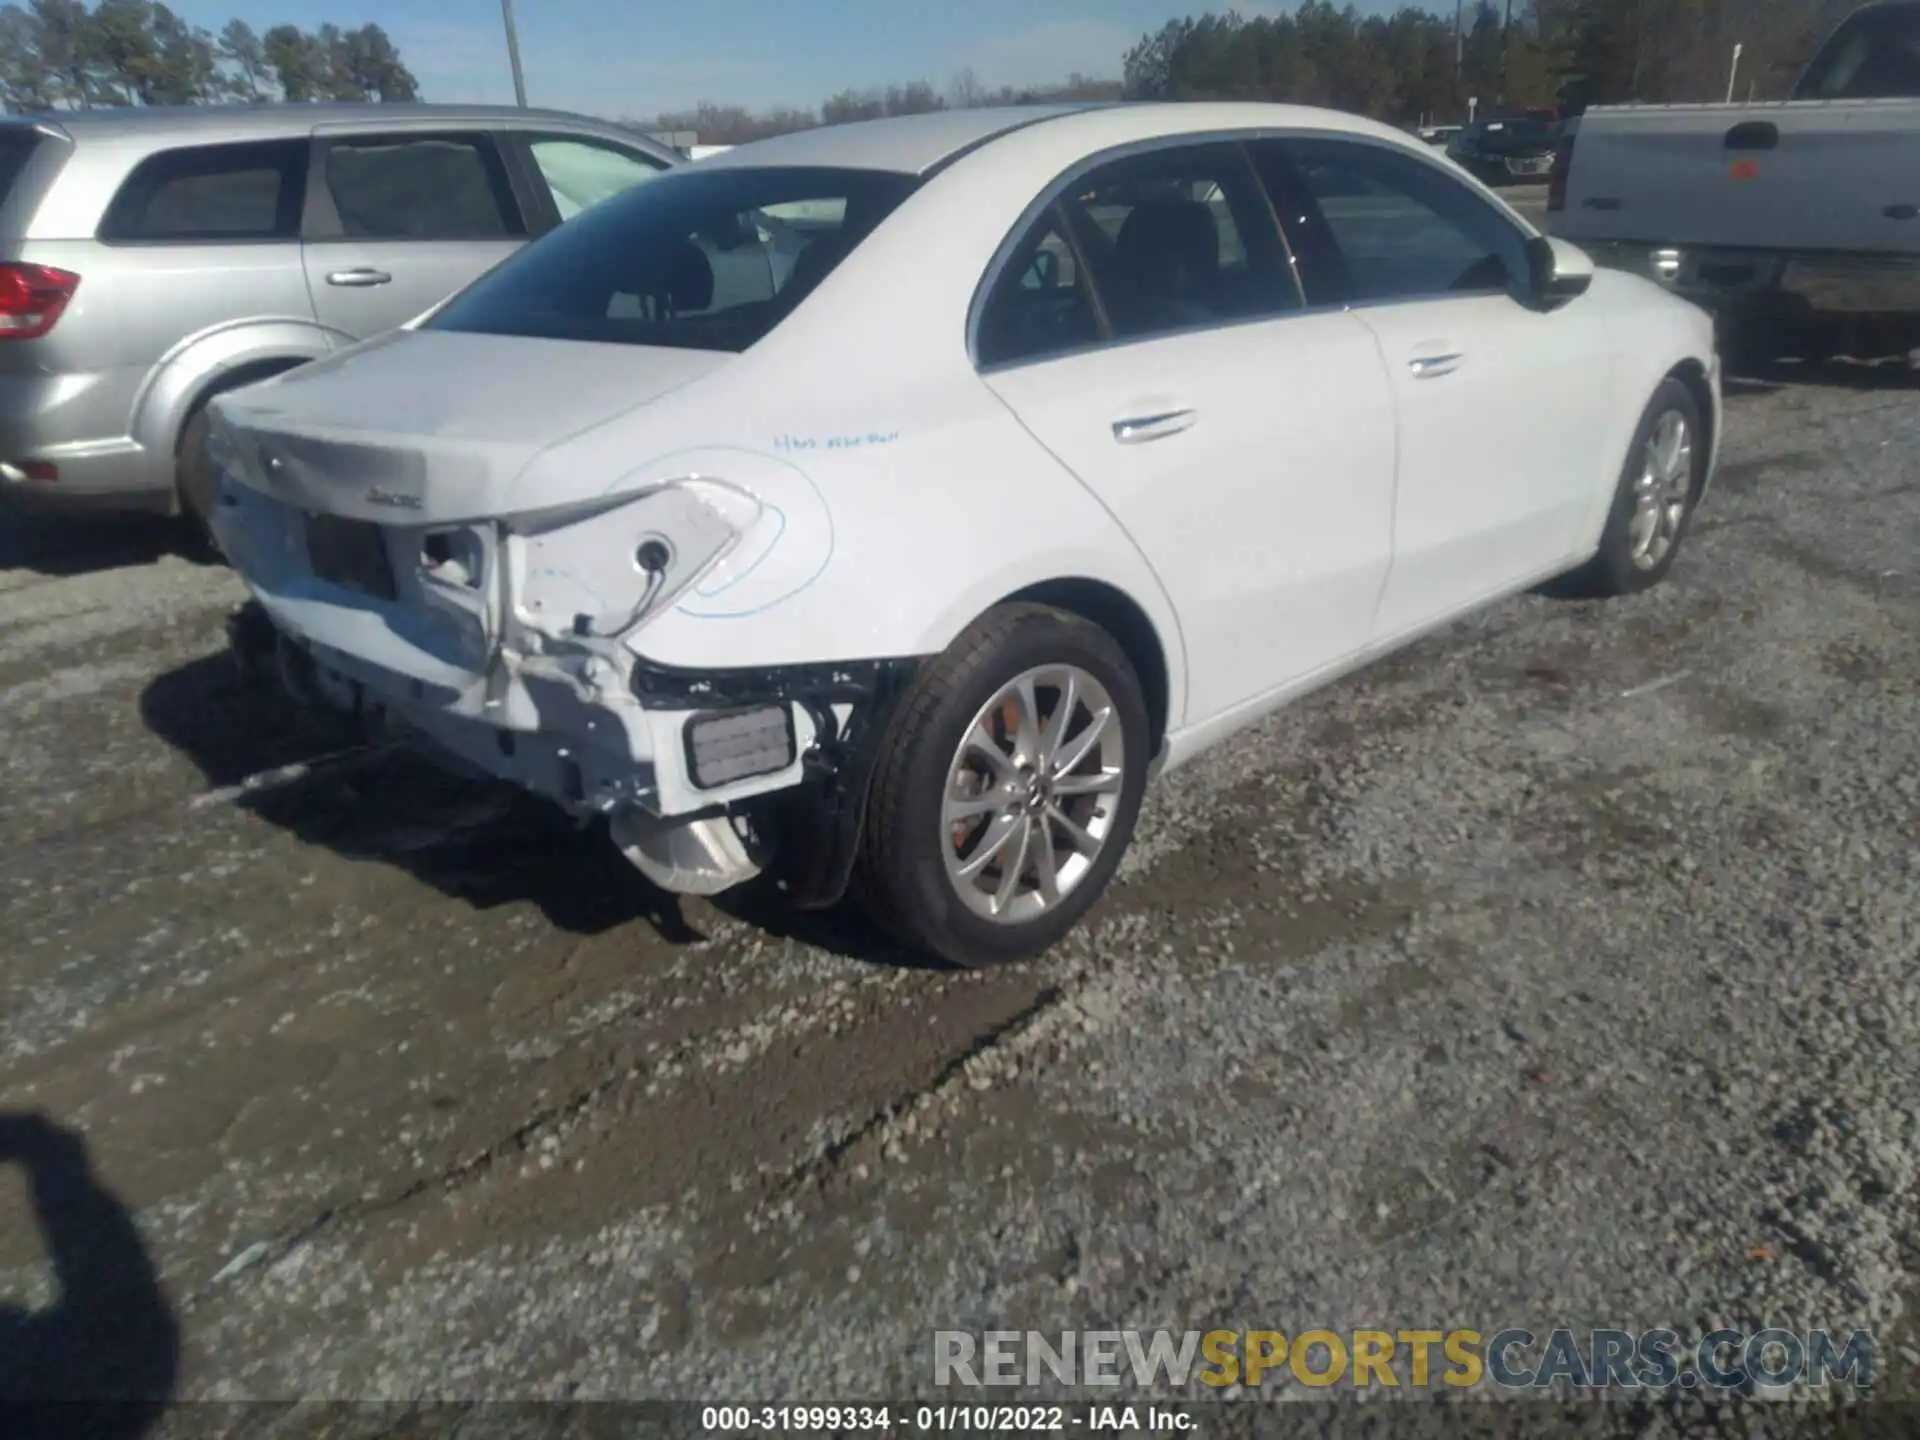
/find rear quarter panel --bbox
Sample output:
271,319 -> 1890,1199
11,236 -> 324,468
10,131 -> 325,463
518,353 -> 1189,730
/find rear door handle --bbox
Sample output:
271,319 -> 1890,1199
1408,352 -> 1465,379
326,268 -> 393,288
1112,408 -> 1197,444
1724,120 -> 1780,151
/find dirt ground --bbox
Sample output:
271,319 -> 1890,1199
1,351 -> 1916,1432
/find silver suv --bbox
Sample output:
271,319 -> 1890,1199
0,103 -> 677,530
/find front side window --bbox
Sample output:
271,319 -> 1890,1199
427,165 -> 917,353
527,137 -> 666,221
975,140 -> 1300,366
1255,137 -> 1527,306
100,140 -> 307,242
322,133 -> 521,240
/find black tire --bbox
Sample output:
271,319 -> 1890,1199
854,602 -> 1150,969
173,408 -> 224,564
1551,377 -> 1705,599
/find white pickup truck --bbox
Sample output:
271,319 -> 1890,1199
1548,0 -> 1920,364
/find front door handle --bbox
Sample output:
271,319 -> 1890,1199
326,268 -> 393,288
1112,408 -> 1197,444
1408,352 -> 1466,378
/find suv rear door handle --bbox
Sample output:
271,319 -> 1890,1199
326,268 -> 393,288
1724,120 -> 1779,151
1408,351 -> 1465,378
1112,408 -> 1197,444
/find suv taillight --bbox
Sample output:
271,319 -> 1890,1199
0,263 -> 80,340
1547,134 -> 1575,213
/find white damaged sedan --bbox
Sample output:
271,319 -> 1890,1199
208,102 -> 1721,968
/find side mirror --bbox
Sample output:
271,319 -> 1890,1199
1523,234 -> 1594,309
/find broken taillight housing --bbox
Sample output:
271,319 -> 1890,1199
511,480 -> 761,644
0,263 -> 80,340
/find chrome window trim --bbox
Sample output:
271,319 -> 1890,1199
966,125 -> 1541,377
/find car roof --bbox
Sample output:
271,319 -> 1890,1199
690,105 -> 1101,176
693,101 -> 1424,177
0,102 -> 644,145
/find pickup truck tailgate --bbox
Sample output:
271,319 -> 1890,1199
1561,100 -> 1920,254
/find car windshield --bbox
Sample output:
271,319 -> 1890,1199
1795,4 -> 1920,98
426,164 -> 919,353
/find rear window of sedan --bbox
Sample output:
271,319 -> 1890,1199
426,165 -> 919,353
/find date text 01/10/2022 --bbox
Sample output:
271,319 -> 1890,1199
698,1404 -> 1192,1431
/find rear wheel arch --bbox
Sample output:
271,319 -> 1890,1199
1000,576 -> 1174,757
175,356 -> 308,455
129,321 -> 334,468
172,356 -> 310,539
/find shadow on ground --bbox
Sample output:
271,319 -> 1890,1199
1724,354 -> 1919,395
138,650 -> 912,964
0,511 -> 205,579
711,872 -> 940,971
0,1112 -> 178,1440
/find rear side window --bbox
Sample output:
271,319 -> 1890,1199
427,165 -> 917,353
100,140 -> 307,242
319,134 -> 522,240
977,140 -> 1301,366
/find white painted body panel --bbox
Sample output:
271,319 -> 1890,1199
1352,288 -> 1617,634
982,310 -> 1397,723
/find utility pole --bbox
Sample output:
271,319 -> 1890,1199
1725,42 -> 1743,104
501,0 -> 529,108
1502,0 -> 1514,98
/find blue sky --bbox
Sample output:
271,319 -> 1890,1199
166,0 -> 1407,120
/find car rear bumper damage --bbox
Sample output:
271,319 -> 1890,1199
211,454 -> 918,908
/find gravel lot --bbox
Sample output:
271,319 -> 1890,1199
1,347 -> 1915,1431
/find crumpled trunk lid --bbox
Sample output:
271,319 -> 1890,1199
210,329 -> 730,524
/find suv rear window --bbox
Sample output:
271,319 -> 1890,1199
101,140 -> 307,242
0,131 -> 41,210
426,165 -> 918,353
